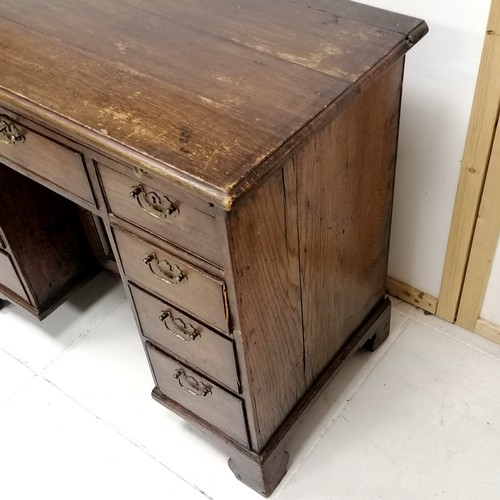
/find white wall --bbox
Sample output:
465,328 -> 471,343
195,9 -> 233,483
360,0 -> 490,297
481,241 -> 500,324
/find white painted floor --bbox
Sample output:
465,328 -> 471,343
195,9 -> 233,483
1,273 -> 500,499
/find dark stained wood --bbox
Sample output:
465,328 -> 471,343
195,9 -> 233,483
0,0 -> 427,208
0,1 -> 427,495
78,209 -> 119,276
99,160 -> 217,217
150,298 -> 391,497
125,0 -> 404,81
0,108 -> 105,216
147,343 -> 249,446
221,59 -> 404,453
363,301 -> 392,352
276,0 -> 428,37
251,299 -> 393,485
224,168 -> 304,450
130,284 -> 239,393
0,116 -> 94,204
296,59 -> 404,385
98,163 -> 222,266
109,214 -> 224,279
114,227 -> 229,334
228,448 -> 289,498
0,164 -> 97,316
0,250 -> 28,301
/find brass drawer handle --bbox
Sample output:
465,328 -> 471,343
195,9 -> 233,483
143,253 -> 187,285
0,115 -> 25,145
173,368 -> 212,397
159,310 -> 199,341
130,185 -> 178,219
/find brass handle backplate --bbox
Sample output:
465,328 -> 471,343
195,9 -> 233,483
173,368 -> 212,397
0,115 -> 25,145
130,185 -> 178,219
144,253 -> 186,285
159,310 -> 199,341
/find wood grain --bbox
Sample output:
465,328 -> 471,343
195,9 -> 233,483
386,276 -> 438,314
456,121 -> 500,330
114,228 -> 229,334
150,297 -> 392,497
0,250 -> 28,301
225,168 -> 304,450
0,0 -> 426,207
147,343 -> 249,446
437,0 -> 500,322
475,317 -> 500,344
296,59 -> 404,384
130,284 -> 239,393
0,164 -> 97,314
0,117 -> 94,204
0,1 -> 427,494
98,163 -> 222,266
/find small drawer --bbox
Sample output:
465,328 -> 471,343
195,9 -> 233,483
98,163 -> 222,266
115,228 -> 229,334
147,343 -> 248,446
0,250 -> 28,301
0,114 -> 94,204
131,285 -> 239,393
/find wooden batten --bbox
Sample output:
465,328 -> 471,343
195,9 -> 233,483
475,318 -> 500,345
437,0 -> 500,322
386,276 -> 438,314
456,122 -> 500,331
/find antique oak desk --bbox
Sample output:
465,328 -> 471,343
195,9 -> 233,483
0,0 -> 426,495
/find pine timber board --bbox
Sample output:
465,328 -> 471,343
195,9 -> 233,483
437,0 -> 500,322
386,276 -> 438,314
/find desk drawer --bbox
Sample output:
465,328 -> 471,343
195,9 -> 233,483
115,228 -> 229,334
147,343 -> 248,446
0,115 -> 94,204
0,250 -> 28,301
99,163 -> 222,266
131,285 -> 239,393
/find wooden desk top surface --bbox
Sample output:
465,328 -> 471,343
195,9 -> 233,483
0,0 -> 426,208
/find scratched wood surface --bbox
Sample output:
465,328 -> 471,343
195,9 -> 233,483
0,0 -> 426,207
225,166 -> 305,450
222,60 -> 404,451
114,228 -> 229,334
297,59 -> 404,383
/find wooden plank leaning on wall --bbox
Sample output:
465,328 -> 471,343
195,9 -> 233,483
456,121 -> 500,333
436,0 -> 500,323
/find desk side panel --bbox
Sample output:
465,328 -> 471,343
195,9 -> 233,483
297,59 -> 404,385
224,167 -> 304,451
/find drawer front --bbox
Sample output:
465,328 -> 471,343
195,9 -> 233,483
147,343 -> 248,446
115,228 -> 229,334
0,115 -> 94,204
99,164 -> 222,266
0,250 -> 28,301
131,285 -> 239,393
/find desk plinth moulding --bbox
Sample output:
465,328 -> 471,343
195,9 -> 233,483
0,1 -> 427,495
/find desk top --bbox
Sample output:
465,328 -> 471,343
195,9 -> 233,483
0,0 -> 426,208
